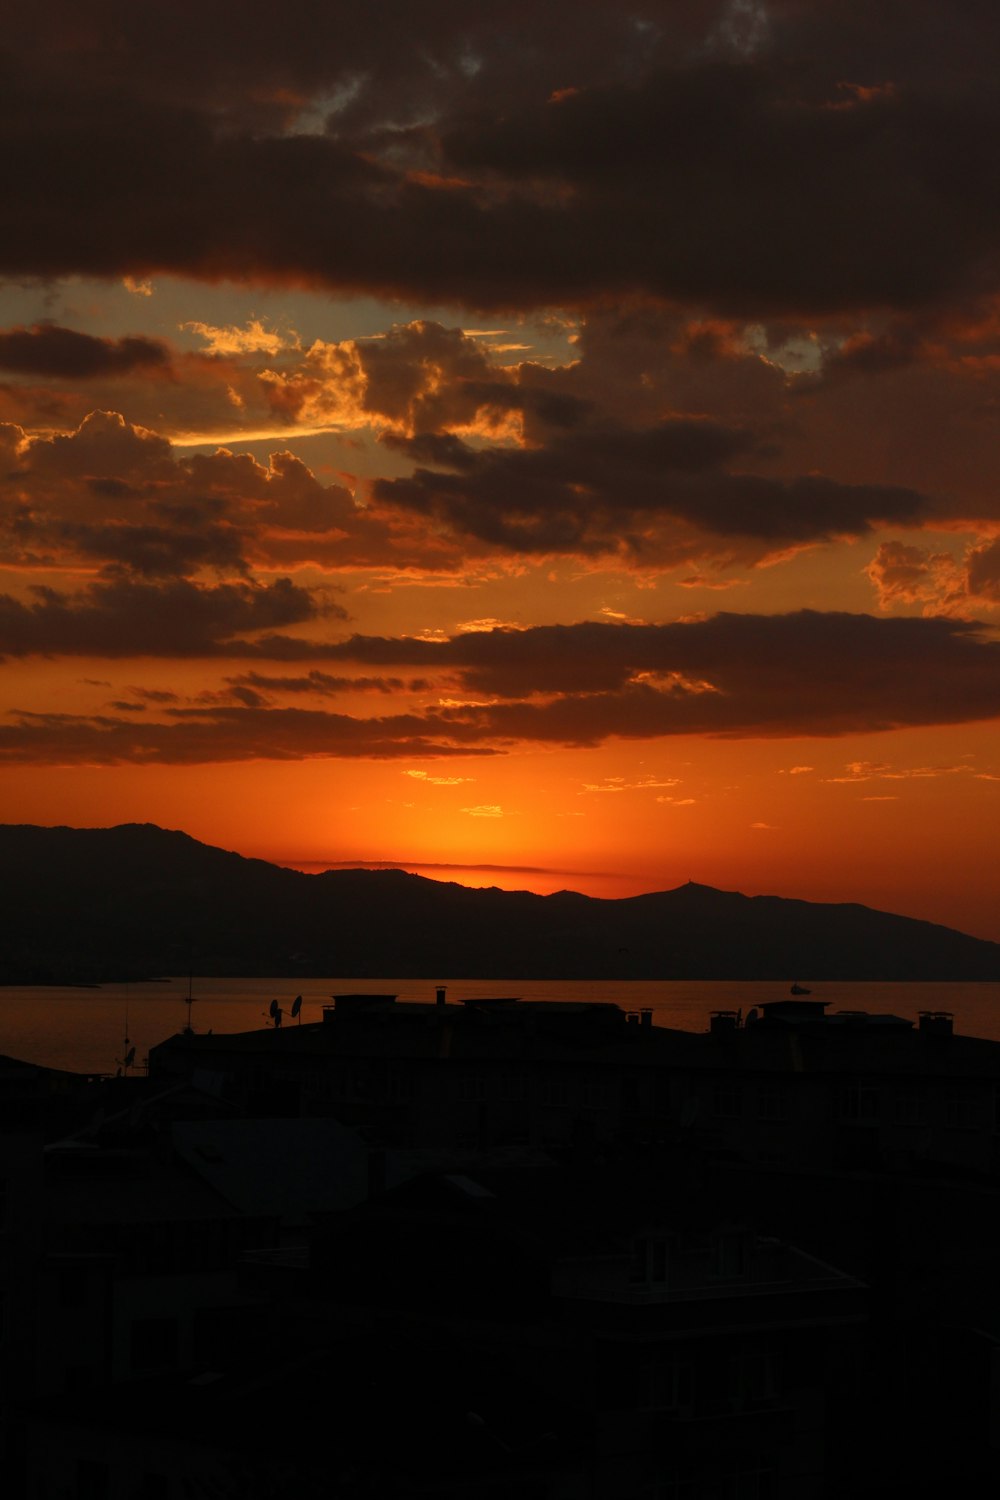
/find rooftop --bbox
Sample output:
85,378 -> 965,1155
146,991 -> 1000,1080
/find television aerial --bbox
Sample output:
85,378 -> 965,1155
115,981 -> 136,1074
120,1045 -> 136,1070
183,974 -> 197,1035
114,1043 -> 137,1077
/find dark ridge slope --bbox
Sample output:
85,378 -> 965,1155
1,824 -> 998,983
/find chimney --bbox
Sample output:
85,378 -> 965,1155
710,1010 -> 739,1036
436,986 -> 447,1008
640,1009 -> 653,1030
918,1011 -> 953,1039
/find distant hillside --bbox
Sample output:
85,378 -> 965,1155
1,822 -> 999,983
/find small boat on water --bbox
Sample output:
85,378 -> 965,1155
790,982 -> 811,995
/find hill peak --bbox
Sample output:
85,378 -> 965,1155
1,822 -> 998,984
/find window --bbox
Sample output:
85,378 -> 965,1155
629,1235 -> 670,1284
649,1353 -> 694,1411
387,1072 -> 415,1103
76,1459 -> 110,1500
946,1095 -> 980,1130
836,1083 -> 879,1122
540,1076 -> 570,1108
658,1482 -> 699,1500
714,1084 -> 742,1119
729,1348 -> 780,1411
895,1092 -> 929,1127
674,1231 -> 713,1275
499,1074 -> 528,1102
757,1085 -> 788,1122
327,1070 -> 367,1101
722,1464 -> 777,1500
654,1469 -> 773,1500
456,1073 -> 487,1103
583,1076 -> 609,1110
624,1346 -> 694,1411
713,1231 -> 748,1280
621,1076 -> 642,1110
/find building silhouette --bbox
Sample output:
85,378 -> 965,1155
3,994 -> 1000,1495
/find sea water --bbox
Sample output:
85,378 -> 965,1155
0,976 -> 998,1075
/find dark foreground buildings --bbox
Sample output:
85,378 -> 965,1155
2,994 -> 1000,1496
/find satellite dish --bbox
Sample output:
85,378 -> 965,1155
268,998 -> 279,1018
125,1046 -> 136,1069
291,995 -> 302,1020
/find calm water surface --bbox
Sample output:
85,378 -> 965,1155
2,976 -> 999,1075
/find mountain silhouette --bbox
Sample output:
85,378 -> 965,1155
1,822 -> 998,983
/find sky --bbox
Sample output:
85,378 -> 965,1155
2,1 -> 1000,940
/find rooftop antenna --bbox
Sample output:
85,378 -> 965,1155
115,982 -> 136,1075
291,994 -> 303,1025
183,973 -> 196,1036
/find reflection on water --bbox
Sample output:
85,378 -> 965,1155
1,976 -> 999,1075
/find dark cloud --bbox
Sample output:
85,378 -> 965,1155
252,318 -> 595,458
3,409 -> 173,483
226,670 -> 425,695
1,610 -> 997,762
357,321 -> 500,430
460,380 -> 592,432
0,576 -> 330,658
811,324 -> 932,383
859,539 -> 1000,616
320,611 -> 1000,731
129,686 -> 180,703
375,421 -> 927,559
437,61 -> 1000,315
0,706 -> 499,766
24,517 -> 250,579
0,324 -> 170,378
6,2 -> 697,125
0,336 -> 322,441
4,5 -> 1000,316
0,412 -> 389,577
967,537 -> 1000,603
0,362 -> 967,592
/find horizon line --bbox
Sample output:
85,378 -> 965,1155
276,857 -> 621,880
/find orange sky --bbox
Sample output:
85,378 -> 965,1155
2,3 -> 1000,941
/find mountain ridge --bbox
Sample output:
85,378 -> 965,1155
1,821 -> 998,984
